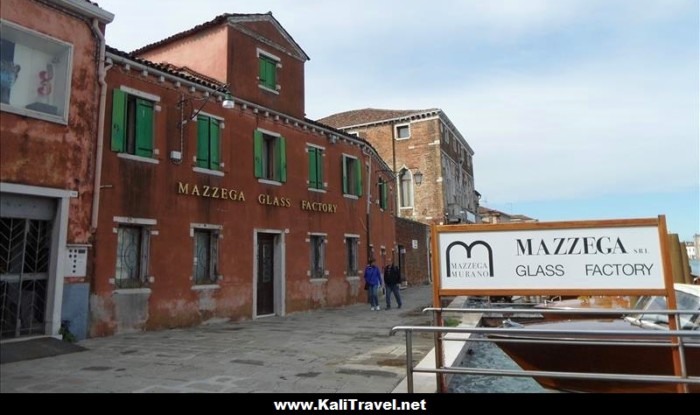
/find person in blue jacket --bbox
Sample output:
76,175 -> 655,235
364,258 -> 382,311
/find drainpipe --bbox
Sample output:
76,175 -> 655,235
90,19 -> 111,231
363,146 -> 373,262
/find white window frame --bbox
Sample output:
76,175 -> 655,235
112,217 -> 156,288
344,235 -> 360,277
395,123 -> 411,140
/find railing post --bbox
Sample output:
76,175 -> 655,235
406,330 -> 414,393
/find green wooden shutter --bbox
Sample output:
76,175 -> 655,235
254,130 -> 263,178
355,159 -> 362,197
210,119 -> 220,170
316,148 -> 323,188
308,147 -> 318,189
111,89 -> 126,152
196,116 -> 209,168
277,136 -> 286,183
268,60 -> 276,88
342,157 -> 348,194
258,57 -> 266,85
135,98 -> 153,157
380,181 -> 388,209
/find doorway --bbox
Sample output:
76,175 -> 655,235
256,232 -> 282,317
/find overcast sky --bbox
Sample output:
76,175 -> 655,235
97,0 -> 699,240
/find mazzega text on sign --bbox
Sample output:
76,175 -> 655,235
438,225 -> 665,290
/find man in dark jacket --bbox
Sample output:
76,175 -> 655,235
384,259 -> 402,309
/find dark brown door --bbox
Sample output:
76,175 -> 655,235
257,233 -> 275,316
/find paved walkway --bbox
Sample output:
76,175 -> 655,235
0,285 -> 437,393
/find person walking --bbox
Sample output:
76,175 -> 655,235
364,258 -> 382,311
384,259 -> 402,310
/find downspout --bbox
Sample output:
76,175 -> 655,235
90,19 -> 111,231
365,148 -> 373,261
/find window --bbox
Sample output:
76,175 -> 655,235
395,124 -> 410,140
378,178 -> 389,210
254,130 -> 286,182
115,225 -> 150,288
346,237 -> 359,276
197,115 -> 220,170
0,20 -> 72,123
342,155 -> 362,197
309,234 -> 326,279
193,229 -> 219,285
399,168 -> 413,208
347,131 -> 359,137
307,146 -> 324,190
111,89 -> 155,158
258,52 -> 278,91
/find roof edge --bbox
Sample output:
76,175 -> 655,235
53,0 -> 114,23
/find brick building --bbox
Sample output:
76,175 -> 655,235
89,14 -> 396,336
395,217 -> 430,286
0,0 -> 114,340
318,108 -> 479,226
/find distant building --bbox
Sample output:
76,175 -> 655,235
318,108 -> 479,226
687,240 -> 698,260
478,207 -> 537,224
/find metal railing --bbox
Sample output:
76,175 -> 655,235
391,306 -> 700,393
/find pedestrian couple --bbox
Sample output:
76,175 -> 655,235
364,258 -> 402,311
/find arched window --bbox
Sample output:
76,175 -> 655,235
399,168 -> 413,208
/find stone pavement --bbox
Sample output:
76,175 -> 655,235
0,285 -> 437,393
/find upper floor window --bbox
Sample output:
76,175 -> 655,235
395,124 -> 410,140
257,49 -> 280,93
254,130 -> 286,182
399,168 -> 414,208
307,145 -> 324,190
197,115 -> 221,170
111,88 -> 156,158
378,178 -> 389,210
0,20 -> 72,124
342,155 -> 362,197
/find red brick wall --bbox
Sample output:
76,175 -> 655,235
395,217 -> 430,286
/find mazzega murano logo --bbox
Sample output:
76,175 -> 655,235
445,240 -> 494,278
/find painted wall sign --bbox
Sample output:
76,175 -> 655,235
258,194 -> 291,207
300,200 -> 338,213
437,220 -> 666,292
177,182 -> 245,201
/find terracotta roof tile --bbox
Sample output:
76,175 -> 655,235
317,108 -> 440,129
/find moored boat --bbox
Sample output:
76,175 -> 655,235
489,284 -> 700,393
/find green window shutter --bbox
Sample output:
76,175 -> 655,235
196,116 -> 210,168
277,136 -> 287,183
268,60 -> 276,88
342,157 -> 348,194
111,89 -> 126,152
135,98 -> 153,157
259,57 -> 266,85
308,147 -> 318,188
210,119 -> 220,170
254,130 -> 263,178
381,181 -> 388,209
355,159 -> 363,197
316,148 -> 323,188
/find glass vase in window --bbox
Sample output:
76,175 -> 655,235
0,59 -> 21,105
25,63 -> 58,115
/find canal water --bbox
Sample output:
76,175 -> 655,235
448,335 -> 547,393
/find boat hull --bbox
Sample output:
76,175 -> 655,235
490,320 -> 700,393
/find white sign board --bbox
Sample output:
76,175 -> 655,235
438,224 -> 665,291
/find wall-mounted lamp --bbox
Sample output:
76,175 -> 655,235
413,170 -> 424,186
178,84 -> 234,126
